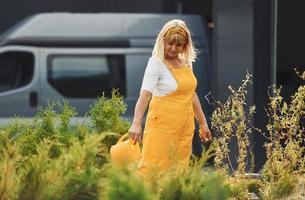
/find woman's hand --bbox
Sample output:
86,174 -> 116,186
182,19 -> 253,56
199,124 -> 212,143
128,122 -> 142,145
128,90 -> 151,145
192,93 -> 212,143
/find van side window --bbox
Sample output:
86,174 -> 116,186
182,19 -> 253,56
47,55 -> 126,98
0,51 -> 34,93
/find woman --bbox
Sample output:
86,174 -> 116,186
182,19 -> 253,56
128,19 -> 212,178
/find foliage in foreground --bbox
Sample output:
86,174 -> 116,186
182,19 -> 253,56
211,72 -> 254,175
210,69 -> 305,199
89,89 -> 130,134
0,91 -> 126,200
0,72 -> 304,200
102,147 -> 231,200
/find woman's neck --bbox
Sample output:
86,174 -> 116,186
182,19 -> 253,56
165,57 -> 186,68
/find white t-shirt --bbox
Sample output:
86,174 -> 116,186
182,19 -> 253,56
140,56 -> 178,96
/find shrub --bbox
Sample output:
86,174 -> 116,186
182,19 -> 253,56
262,82 -> 305,182
102,167 -> 152,200
157,146 -> 231,200
210,72 -> 255,175
261,175 -> 298,200
89,89 -> 130,134
0,132 -> 21,200
0,71 -> 303,199
16,134 -> 104,200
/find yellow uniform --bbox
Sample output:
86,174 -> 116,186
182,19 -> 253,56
138,61 -> 197,177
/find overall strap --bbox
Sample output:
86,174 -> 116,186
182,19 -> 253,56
163,59 -> 175,70
163,59 -> 178,84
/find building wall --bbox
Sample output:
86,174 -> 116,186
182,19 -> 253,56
0,0 -> 163,33
253,0 -> 272,172
213,0 -> 253,103
277,1 -> 305,100
213,0 -> 254,171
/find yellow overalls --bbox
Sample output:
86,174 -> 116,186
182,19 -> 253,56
137,61 -> 197,178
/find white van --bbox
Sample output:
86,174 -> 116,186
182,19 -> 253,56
0,13 -> 211,122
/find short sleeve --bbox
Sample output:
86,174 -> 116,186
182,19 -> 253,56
140,57 -> 161,93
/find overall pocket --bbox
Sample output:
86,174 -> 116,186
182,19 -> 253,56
145,98 -> 162,128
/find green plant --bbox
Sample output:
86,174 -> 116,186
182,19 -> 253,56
261,175 -> 298,200
0,70 -> 303,199
247,179 -> 263,198
3,117 -> 32,141
35,101 -> 57,139
16,142 -> 50,200
96,132 -> 121,168
157,167 -> 231,200
211,72 -> 255,175
102,167 -> 152,200
58,100 -> 77,135
226,177 -> 263,200
209,70 -> 304,199
0,94 -> 130,199
0,133 -> 21,200
261,70 -> 305,183
16,134 -> 104,200
157,144 -> 230,200
89,89 -> 130,134
11,100 -> 81,157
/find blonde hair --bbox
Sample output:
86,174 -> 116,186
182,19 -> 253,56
152,19 -> 197,65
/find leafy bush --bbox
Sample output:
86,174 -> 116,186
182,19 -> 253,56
209,70 -> 304,199
157,148 -> 231,200
261,175 -> 298,200
227,177 -> 263,200
159,171 -> 231,200
0,133 -> 21,200
13,134 -> 104,200
89,89 -> 130,134
262,82 -> 305,182
0,92 -> 132,200
210,72 -> 255,175
2,100 -> 80,158
0,71 -> 304,199
102,167 -> 152,200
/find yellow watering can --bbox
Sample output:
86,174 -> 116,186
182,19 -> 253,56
110,133 -> 141,169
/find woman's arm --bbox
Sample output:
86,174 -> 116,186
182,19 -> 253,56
129,57 -> 160,144
192,93 -> 212,142
128,89 -> 152,144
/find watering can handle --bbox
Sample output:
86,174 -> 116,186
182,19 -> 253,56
117,133 -> 129,144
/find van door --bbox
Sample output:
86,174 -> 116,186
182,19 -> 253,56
0,46 -> 40,117
39,48 -> 135,116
